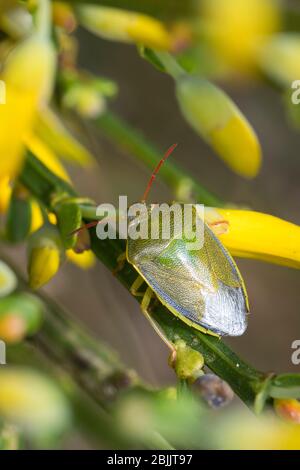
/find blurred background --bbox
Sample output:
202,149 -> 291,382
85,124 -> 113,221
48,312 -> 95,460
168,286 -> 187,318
1,0 -> 300,449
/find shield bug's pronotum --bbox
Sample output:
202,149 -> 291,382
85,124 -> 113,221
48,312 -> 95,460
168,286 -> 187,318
77,144 -> 249,355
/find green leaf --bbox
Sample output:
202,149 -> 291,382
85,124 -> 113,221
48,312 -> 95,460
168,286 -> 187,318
56,201 -> 82,249
139,46 -> 167,73
269,374 -> 300,399
6,191 -> 31,244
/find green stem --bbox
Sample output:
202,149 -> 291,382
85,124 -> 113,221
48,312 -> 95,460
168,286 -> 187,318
35,0 -> 51,38
154,51 -> 184,79
20,153 -> 265,407
96,112 -> 223,207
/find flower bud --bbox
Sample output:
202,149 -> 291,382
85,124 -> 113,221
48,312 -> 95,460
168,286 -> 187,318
0,32 -> 56,179
0,292 -> 43,343
3,33 -> 56,104
28,225 -> 63,289
0,260 -> 17,298
35,108 -> 95,167
170,339 -> 204,381
176,75 -> 261,178
77,6 -> 172,50
0,367 -> 71,444
62,83 -> 106,119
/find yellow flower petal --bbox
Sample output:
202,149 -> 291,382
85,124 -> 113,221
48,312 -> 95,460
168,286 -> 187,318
28,245 -> 61,290
0,177 -> 12,213
30,201 -> 57,233
30,200 -> 44,233
0,34 -> 56,179
215,208 -> 300,269
0,88 -> 36,179
25,135 -> 70,182
66,249 -> 96,269
35,108 -> 95,167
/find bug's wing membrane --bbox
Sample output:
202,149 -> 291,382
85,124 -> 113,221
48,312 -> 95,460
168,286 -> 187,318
135,227 -> 248,336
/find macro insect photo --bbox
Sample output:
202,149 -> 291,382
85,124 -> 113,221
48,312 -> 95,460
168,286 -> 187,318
1,0 -> 300,455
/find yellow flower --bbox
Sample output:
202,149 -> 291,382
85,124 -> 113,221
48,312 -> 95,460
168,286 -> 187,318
275,399 -> 300,424
201,0 -> 280,72
208,208 -> 300,269
0,367 -> 71,441
217,410 -> 300,450
77,5 -> 172,50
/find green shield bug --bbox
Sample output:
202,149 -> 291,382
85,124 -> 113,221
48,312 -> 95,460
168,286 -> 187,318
76,144 -> 249,354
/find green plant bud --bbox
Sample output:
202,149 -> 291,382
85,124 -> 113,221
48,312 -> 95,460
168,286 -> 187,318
6,189 -> 32,243
176,75 -> 261,178
56,201 -> 82,249
171,339 -> 204,381
0,367 -> 72,446
0,260 -> 17,298
28,224 -> 64,289
0,292 -> 43,343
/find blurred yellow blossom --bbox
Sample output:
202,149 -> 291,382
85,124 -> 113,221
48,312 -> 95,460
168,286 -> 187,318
201,0 -> 281,72
25,134 -> 70,182
0,7 -> 56,179
0,367 -> 71,442
176,76 -> 261,177
77,5 -> 172,50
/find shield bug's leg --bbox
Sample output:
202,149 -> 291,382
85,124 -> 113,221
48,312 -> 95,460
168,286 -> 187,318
130,275 -> 145,297
141,287 -> 176,355
113,252 -> 127,275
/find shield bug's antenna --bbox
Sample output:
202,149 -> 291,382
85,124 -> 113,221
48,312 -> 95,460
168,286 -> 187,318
141,143 -> 178,203
71,143 -> 178,237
